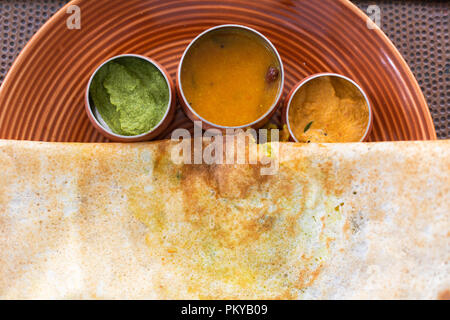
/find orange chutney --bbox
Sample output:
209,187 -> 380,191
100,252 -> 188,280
288,76 -> 369,143
180,28 -> 282,127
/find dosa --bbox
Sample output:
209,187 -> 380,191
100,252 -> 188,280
0,139 -> 449,299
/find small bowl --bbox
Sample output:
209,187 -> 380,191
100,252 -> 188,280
85,54 -> 175,142
176,24 -> 285,131
283,73 -> 373,142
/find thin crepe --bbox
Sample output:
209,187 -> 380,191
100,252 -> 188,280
0,139 -> 449,299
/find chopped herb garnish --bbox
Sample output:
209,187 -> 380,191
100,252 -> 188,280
304,121 -> 314,133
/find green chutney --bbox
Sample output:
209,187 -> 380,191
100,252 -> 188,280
89,56 -> 169,136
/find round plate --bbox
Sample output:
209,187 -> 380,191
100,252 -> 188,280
0,0 -> 436,142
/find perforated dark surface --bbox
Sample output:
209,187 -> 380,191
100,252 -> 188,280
0,0 -> 448,139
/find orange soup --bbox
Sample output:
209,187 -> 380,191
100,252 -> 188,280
180,27 -> 282,127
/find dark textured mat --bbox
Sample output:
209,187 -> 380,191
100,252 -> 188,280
0,0 -> 448,138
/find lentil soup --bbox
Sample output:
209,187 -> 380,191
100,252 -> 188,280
180,27 -> 282,127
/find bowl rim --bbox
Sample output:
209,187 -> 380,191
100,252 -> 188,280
177,24 -> 285,129
85,53 -> 173,140
285,72 -> 373,143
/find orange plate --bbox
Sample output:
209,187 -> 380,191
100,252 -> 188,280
0,0 -> 436,142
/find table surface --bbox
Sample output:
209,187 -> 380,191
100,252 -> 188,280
0,0 -> 448,139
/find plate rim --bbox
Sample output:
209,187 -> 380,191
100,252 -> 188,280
342,0 -> 436,140
0,0 -> 437,141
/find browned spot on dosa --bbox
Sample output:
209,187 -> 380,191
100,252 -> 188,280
438,290 -> 450,300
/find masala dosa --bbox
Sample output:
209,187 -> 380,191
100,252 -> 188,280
0,139 -> 449,299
